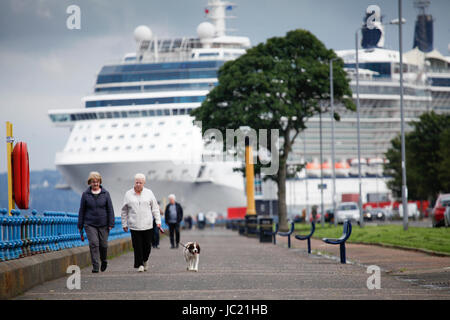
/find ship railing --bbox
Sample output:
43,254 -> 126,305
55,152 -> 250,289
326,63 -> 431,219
0,208 -> 129,262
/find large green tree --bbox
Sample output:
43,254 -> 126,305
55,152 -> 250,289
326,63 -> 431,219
191,29 -> 354,230
384,111 -> 450,201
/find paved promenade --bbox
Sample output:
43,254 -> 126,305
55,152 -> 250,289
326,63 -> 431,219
15,227 -> 450,300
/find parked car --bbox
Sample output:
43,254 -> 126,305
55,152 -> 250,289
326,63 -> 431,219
431,193 -> 450,228
335,202 -> 360,224
324,208 -> 334,223
363,208 -> 386,221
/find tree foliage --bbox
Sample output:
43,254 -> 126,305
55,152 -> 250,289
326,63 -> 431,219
384,111 -> 450,201
191,29 -> 354,230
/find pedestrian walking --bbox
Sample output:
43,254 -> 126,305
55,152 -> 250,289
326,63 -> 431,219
152,201 -> 164,249
121,173 -> 161,272
164,194 -> 183,249
77,171 -> 114,273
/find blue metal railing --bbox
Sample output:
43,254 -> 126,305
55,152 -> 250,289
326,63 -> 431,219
0,208 -> 129,262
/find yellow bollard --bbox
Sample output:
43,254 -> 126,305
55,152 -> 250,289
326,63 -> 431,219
245,137 -> 256,215
6,122 -> 15,215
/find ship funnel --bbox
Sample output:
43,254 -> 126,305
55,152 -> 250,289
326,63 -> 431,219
413,0 -> 433,52
361,9 -> 385,49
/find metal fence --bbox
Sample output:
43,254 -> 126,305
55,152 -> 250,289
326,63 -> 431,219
0,208 -> 129,262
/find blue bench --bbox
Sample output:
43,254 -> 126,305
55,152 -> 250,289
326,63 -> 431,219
294,221 -> 316,254
322,219 -> 352,264
275,222 -> 295,248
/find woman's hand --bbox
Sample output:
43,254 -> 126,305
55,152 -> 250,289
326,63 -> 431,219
123,227 -> 128,232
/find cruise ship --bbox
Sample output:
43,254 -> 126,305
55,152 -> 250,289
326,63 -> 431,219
49,0 -> 250,215
49,0 -> 449,217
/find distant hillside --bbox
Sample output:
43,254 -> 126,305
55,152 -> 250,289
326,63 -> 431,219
0,170 -> 81,215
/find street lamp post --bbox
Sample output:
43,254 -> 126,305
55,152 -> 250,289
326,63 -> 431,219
398,0 -> 409,231
355,29 -> 364,227
319,105 -> 324,227
330,58 -> 338,227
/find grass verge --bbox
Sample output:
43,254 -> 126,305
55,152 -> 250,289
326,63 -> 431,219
294,223 -> 450,255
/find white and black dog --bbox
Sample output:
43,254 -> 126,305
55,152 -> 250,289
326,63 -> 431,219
183,242 -> 200,272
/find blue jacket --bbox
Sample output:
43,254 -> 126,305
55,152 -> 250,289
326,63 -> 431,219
78,186 -> 114,229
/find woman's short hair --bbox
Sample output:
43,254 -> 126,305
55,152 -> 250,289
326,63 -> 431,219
134,173 -> 146,181
87,171 -> 102,185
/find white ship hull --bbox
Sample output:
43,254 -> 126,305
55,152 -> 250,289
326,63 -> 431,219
57,160 -> 246,216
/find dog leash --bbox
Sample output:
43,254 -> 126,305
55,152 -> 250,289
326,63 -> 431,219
179,242 -> 188,249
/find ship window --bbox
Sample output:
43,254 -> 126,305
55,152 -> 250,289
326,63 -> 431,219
154,132 -> 160,137
159,121 -> 165,126
125,146 -> 132,150
90,147 -> 96,152
179,109 -> 186,115
146,121 -> 152,126
141,110 -> 148,116
113,112 -> 120,118
168,144 -> 173,148
177,120 -> 182,125
111,123 -> 118,128
149,110 -> 155,116
142,133 -> 148,138
150,144 -> 155,149
102,147 -> 109,151
199,52 -> 219,57
107,135 -> 113,139
123,123 -> 130,127
156,109 -> 163,116
137,145 -> 143,150
187,108 -> 193,114
82,137 -> 87,142
164,109 -> 170,116
119,135 -> 124,139
130,134 -> 136,138
121,111 -> 128,118
95,136 -> 101,140
173,109 -> 178,115
114,146 -> 120,151
99,113 -> 105,119
100,124 -> 106,128
135,122 -> 141,127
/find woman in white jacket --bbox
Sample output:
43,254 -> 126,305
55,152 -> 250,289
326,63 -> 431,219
121,173 -> 161,272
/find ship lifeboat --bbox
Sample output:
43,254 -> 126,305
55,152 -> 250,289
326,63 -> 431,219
306,160 -> 321,178
349,158 -> 367,177
321,161 -> 332,177
367,158 -> 384,177
335,159 -> 350,177
12,142 -> 30,209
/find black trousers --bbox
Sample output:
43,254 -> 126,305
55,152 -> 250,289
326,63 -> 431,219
152,220 -> 160,247
130,229 -> 153,268
168,223 -> 180,247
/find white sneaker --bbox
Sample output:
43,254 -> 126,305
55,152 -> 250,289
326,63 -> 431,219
138,265 -> 144,272
143,261 -> 148,271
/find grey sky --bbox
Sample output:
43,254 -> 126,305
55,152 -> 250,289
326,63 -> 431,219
0,0 -> 449,172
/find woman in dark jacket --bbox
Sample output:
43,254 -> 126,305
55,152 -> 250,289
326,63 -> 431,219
78,171 -> 114,273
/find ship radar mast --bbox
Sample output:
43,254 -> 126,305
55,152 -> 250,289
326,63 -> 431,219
206,0 -> 235,37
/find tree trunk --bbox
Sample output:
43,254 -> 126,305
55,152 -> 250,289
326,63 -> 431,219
277,160 -> 288,231
277,131 -> 291,232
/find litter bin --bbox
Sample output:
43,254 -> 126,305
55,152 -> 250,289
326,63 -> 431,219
259,216 -> 274,243
238,219 -> 246,235
245,215 -> 258,237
